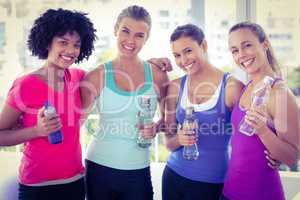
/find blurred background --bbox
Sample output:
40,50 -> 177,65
0,0 -> 299,199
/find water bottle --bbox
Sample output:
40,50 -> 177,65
44,101 -> 63,144
182,106 -> 199,160
137,95 -> 156,148
239,76 -> 274,136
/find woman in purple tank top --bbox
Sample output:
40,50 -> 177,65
221,22 -> 300,200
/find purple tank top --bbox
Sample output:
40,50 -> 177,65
223,80 -> 285,200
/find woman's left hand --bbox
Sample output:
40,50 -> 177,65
264,150 -> 281,169
244,107 -> 269,135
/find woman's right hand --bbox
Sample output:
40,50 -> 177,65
177,123 -> 198,146
148,57 -> 173,72
35,107 -> 62,137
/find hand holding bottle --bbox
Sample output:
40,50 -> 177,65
239,76 -> 274,136
244,107 -> 269,135
182,106 -> 199,160
177,123 -> 198,146
137,122 -> 157,140
35,107 -> 62,138
136,95 -> 157,148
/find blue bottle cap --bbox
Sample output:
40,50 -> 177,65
44,101 -> 50,109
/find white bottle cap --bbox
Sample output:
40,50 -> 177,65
263,76 -> 274,85
186,106 -> 194,116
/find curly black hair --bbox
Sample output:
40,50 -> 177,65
27,8 -> 97,63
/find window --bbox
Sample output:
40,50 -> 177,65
257,0 -> 300,172
0,0 -> 192,164
205,0 -> 236,68
1,2 -> 300,200
159,10 -> 169,17
0,22 -> 5,53
0,0 -> 299,172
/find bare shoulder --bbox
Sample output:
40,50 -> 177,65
84,64 -> 105,81
225,75 -> 245,109
0,103 -> 22,129
81,64 -> 105,96
268,79 -> 299,121
272,79 -> 289,91
270,80 -> 297,105
167,78 -> 182,95
226,75 -> 244,89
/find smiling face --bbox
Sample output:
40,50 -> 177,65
171,36 -> 207,74
47,31 -> 81,69
228,28 -> 269,75
114,17 -> 150,58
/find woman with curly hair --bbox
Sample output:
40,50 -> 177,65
0,8 -> 96,200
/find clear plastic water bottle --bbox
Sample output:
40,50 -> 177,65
44,101 -> 63,144
239,76 -> 274,136
183,106 -> 199,160
137,95 -> 156,148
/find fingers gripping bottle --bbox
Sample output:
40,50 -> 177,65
183,106 -> 199,160
44,101 -> 63,144
239,76 -> 274,136
137,95 -> 156,148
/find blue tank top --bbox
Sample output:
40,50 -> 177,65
86,61 -> 157,170
167,73 -> 232,183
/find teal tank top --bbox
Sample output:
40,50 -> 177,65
86,61 -> 157,170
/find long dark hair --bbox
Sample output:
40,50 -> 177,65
229,21 -> 281,76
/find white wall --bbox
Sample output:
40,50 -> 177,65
0,152 -> 20,200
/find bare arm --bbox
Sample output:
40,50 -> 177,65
0,104 -> 61,146
164,79 -> 181,151
225,76 -> 244,110
259,83 -> 299,165
247,82 -> 300,166
151,64 -> 169,131
80,65 -> 104,125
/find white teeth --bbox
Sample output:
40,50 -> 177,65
242,59 -> 254,67
123,45 -> 134,50
61,55 -> 72,61
184,63 -> 193,69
